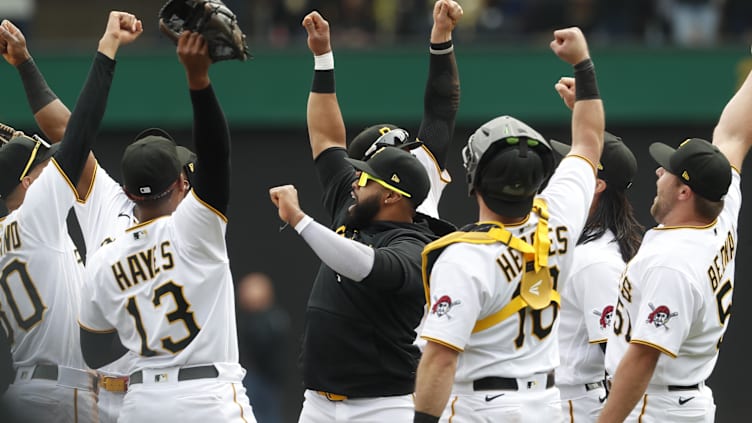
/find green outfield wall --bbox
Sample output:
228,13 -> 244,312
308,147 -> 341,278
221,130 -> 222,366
1,46 -> 751,130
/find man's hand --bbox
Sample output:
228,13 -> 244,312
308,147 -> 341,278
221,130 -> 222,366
431,0 -> 463,43
550,27 -> 590,65
0,20 -> 31,67
269,185 -> 306,228
555,76 -> 576,110
302,11 -> 331,56
98,11 -> 143,59
177,31 -> 211,90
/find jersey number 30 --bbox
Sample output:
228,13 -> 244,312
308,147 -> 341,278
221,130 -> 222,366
126,280 -> 201,356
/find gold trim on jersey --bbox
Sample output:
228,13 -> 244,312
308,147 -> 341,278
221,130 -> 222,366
75,159 -> 98,204
50,157 -> 80,198
638,394 -> 648,422
78,321 -> 117,334
421,336 -> 463,352
74,388 -> 79,423
415,142 -> 452,184
125,216 -> 171,232
630,339 -> 677,358
589,338 -> 608,344
448,396 -> 458,422
232,383 -> 249,423
564,154 -> 598,176
653,220 -> 717,231
568,399 -> 574,421
732,166 -> 741,175
191,190 -> 228,223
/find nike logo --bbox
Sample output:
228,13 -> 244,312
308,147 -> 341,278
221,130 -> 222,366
529,280 -> 542,296
485,393 -> 505,402
598,395 -> 607,403
678,396 -> 695,405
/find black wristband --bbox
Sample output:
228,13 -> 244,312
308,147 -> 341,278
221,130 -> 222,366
430,40 -> 453,55
574,58 -> 600,101
311,70 -> 335,94
414,411 -> 440,423
17,58 -> 58,114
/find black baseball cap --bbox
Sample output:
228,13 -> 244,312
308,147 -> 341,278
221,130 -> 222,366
134,128 -> 196,178
551,131 -> 638,191
649,138 -> 731,202
0,134 -> 59,199
345,146 -> 430,208
121,135 -> 182,199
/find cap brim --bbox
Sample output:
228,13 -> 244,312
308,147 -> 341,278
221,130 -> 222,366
35,143 -> 60,165
549,139 -> 571,157
344,157 -> 381,179
176,146 -> 196,167
649,142 -> 675,171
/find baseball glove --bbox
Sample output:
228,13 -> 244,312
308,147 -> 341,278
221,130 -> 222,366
0,123 -> 23,144
158,0 -> 250,62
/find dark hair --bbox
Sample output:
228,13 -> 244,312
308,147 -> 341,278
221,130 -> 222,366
578,188 -> 644,262
693,195 -> 724,222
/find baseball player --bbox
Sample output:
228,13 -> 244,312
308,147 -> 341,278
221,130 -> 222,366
78,31 -> 254,423
0,11 -> 143,423
598,61 -> 752,423
413,27 -> 605,423
550,132 -> 643,421
270,10 -> 437,422
1,20 -> 198,423
346,0 -> 462,222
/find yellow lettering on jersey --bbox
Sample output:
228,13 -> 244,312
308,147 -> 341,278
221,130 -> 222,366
127,254 -> 149,286
0,222 -> 22,257
496,249 -> 523,283
161,242 -> 174,270
554,227 -> 568,255
619,275 -> 632,303
138,249 -> 156,279
708,231 -> 735,291
112,262 -> 132,291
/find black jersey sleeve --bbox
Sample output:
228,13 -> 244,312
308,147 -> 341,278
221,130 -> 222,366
190,85 -> 230,215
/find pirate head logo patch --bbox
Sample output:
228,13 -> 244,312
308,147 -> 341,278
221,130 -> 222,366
646,303 -> 678,329
431,295 -> 461,319
592,305 -> 614,330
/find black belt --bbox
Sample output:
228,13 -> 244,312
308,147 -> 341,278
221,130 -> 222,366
473,371 -> 555,391
13,364 -> 58,381
129,365 -> 219,385
585,381 -> 604,391
668,384 -> 699,391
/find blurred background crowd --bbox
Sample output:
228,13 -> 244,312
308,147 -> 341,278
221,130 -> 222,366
3,0 -> 752,50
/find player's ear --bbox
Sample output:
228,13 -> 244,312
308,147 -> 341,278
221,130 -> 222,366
383,190 -> 402,205
594,178 -> 607,194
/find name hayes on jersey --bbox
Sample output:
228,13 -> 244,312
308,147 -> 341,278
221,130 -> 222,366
111,240 -> 174,291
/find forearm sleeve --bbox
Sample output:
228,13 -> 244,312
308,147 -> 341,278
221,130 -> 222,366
417,41 -> 460,170
296,215 -> 375,281
17,58 -> 58,114
190,85 -> 231,215
54,52 -> 115,184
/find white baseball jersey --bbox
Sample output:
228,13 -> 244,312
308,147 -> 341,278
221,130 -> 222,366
421,156 -> 595,382
558,230 -> 623,386
414,144 -> 450,219
74,163 -> 137,255
0,159 -> 87,370
605,170 -> 741,386
79,191 -> 241,372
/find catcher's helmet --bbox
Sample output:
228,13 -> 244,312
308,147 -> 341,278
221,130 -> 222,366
463,116 -> 554,217
348,124 -> 419,161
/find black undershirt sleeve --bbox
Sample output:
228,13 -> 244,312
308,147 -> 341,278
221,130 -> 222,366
190,85 -> 230,215
80,328 -> 127,370
53,52 -> 115,184
0,329 -> 13,395
417,43 -> 460,170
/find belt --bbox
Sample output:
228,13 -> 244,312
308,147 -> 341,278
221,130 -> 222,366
473,371 -> 555,391
585,381 -> 605,391
317,391 -> 348,401
13,364 -> 58,381
668,384 -> 699,391
129,365 -> 219,385
99,375 -> 129,393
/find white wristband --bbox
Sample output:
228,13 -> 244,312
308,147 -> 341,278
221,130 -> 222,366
314,52 -> 334,70
294,214 -> 314,234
